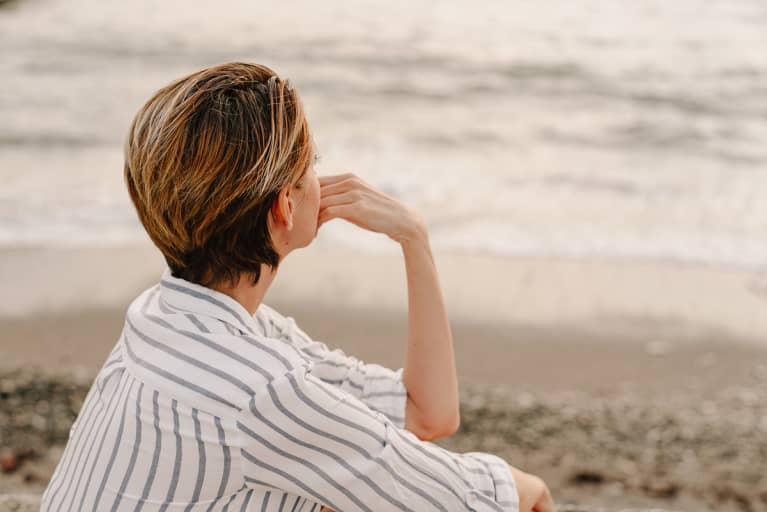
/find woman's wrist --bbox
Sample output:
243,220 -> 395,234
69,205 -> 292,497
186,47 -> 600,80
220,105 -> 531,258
391,213 -> 428,246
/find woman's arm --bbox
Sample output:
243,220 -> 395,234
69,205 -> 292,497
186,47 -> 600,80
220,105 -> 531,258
316,173 -> 555,511
238,367 -> 521,512
318,173 -> 460,440
397,221 -> 461,440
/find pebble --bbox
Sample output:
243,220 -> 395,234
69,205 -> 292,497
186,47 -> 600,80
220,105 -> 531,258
0,494 -> 40,512
2,369 -> 766,510
0,451 -> 17,474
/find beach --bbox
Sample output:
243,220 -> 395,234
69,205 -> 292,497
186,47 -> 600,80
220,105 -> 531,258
2,243 -> 766,511
2,0 -> 767,508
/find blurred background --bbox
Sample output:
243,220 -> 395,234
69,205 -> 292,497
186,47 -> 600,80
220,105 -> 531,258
1,0 -> 766,510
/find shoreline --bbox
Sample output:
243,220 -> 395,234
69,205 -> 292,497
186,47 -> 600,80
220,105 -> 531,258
2,242 -> 766,342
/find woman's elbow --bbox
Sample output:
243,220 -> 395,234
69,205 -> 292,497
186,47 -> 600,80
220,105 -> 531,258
405,396 -> 461,440
441,412 -> 461,437
418,412 -> 461,441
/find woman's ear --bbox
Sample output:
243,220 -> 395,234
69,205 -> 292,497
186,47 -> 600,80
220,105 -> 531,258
272,185 -> 294,231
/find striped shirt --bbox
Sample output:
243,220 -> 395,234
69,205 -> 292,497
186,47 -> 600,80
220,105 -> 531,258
41,267 -> 519,511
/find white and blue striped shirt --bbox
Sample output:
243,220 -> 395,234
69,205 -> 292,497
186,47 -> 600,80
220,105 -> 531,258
41,267 -> 519,511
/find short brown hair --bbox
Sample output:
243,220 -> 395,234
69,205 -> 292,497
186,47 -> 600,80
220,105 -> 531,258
124,62 -> 314,288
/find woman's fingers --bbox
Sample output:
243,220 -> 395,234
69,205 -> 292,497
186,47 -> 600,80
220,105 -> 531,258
532,477 -> 556,512
317,188 -> 362,228
317,204 -> 353,228
316,174 -> 362,230
507,464 -> 557,512
315,171 -> 418,241
533,491 -> 556,512
319,177 -> 359,198
318,173 -> 356,187
319,190 -> 362,210
534,494 -> 556,512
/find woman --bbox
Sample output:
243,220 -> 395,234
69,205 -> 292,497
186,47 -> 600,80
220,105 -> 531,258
41,62 -> 555,511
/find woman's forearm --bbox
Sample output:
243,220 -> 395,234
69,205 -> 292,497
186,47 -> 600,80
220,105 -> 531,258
399,221 -> 460,439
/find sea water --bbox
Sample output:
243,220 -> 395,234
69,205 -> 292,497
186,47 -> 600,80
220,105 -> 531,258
1,0 -> 765,269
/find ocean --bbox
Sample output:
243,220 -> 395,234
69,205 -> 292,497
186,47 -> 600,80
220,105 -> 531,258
1,0 -> 766,269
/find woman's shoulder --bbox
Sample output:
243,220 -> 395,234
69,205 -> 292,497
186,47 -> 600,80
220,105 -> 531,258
255,302 -> 294,335
256,302 -> 287,321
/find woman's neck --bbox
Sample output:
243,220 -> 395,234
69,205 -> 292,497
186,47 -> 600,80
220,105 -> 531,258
209,263 -> 279,317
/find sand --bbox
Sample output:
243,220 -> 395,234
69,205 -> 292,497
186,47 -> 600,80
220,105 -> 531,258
4,243 -> 767,340
2,243 -> 766,397
2,366 -> 766,511
1,243 -> 766,511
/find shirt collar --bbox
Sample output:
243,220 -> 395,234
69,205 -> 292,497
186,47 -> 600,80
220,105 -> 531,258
158,267 -> 261,335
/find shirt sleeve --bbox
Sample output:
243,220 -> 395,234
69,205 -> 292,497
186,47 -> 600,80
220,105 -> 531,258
257,304 -> 408,429
236,364 -> 519,512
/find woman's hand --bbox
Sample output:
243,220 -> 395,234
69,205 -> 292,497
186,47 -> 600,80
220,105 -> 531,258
508,464 -> 556,512
318,172 -> 426,244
